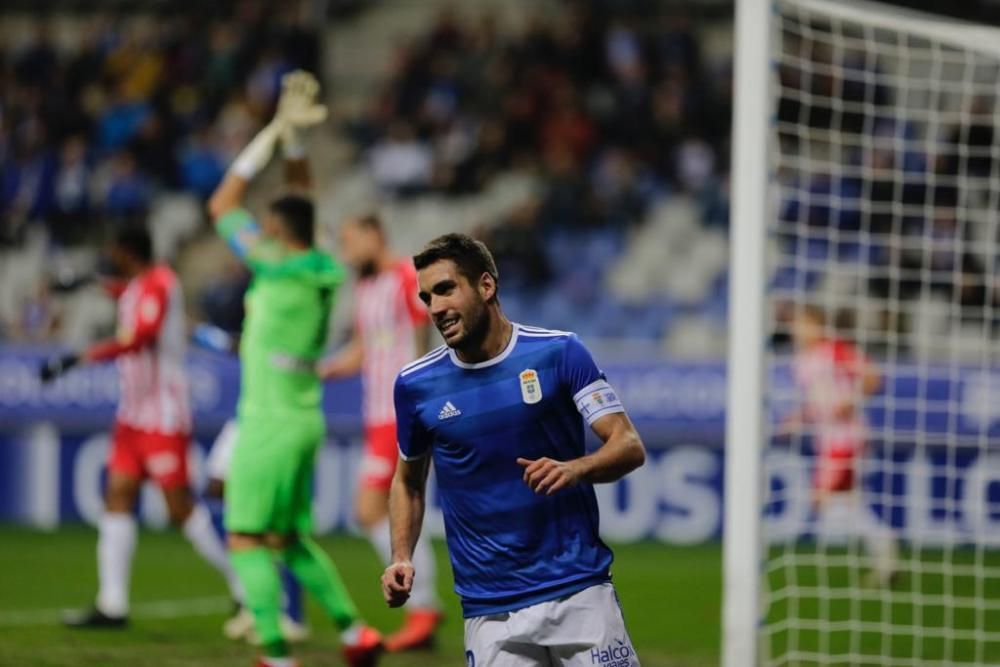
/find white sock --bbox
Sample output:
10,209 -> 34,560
182,504 -> 244,603
341,620 -> 364,644
96,512 -> 137,617
408,532 -> 440,610
259,657 -> 296,667
367,518 -> 393,566
858,504 -> 899,579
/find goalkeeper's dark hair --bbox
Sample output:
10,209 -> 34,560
413,233 -> 499,293
112,223 -> 154,264
270,194 -> 315,246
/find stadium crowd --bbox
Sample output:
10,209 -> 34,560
772,26 -> 999,354
1,0 -> 996,356
0,4 -> 318,246
0,2 -> 318,341
346,3 -> 734,345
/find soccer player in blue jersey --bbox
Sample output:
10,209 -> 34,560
380,233 -> 646,666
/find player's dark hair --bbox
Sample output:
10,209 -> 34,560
112,223 -> 153,264
798,302 -> 826,324
351,212 -> 384,238
413,233 -> 499,291
270,194 -> 315,246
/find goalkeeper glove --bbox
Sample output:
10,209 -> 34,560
39,353 -> 80,383
230,70 -> 327,179
276,69 -> 328,131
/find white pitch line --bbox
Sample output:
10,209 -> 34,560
0,595 -> 231,627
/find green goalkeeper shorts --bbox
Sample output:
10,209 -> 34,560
225,412 -> 325,535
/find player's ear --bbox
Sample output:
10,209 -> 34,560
479,272 -> 496,302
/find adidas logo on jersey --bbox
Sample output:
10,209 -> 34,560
438,401 -> 462,420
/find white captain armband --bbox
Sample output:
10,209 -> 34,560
573,379 -> 625,425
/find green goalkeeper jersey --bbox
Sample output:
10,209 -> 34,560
217,208 -> 344,418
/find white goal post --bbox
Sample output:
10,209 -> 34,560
725,0 -> 1000,665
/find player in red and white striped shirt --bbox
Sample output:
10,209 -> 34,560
319,214 -> 442,651
782,303 -> 898,585
41,225 -> 244,628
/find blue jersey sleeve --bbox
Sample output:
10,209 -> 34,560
561,334 -> 625,425
394,376 -> 432,460
216,208 -> 261,260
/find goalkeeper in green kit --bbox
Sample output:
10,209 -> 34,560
207,71 -> 382,667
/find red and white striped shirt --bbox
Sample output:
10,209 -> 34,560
90,265 -> 191,435
354,259 -> 428,426
793,338 -> 867,454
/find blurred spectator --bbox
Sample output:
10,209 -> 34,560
101,150 -> 151,219
98,82 -> 153,152
245,45 -> 291,113
1,117 -> 56,243
368,121 -> 433,197
130,111 -> 179,188
14,280 -> 60,342
591,147 -> 648,229
13,23 -> 57,85
50,135 -> 94,246
539,145 -> 591,228
938,96 -> 996,180
179,125 -> 226,200
541,81 -> 595,163
481,198 -> 551,290
200,260 -> 251,334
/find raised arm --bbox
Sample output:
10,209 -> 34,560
208,70 -> 326,258
207,122 -> 281,222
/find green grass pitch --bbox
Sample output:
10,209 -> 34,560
763,546 -> 1000,666
5,527 -> 997,666
0,526 -> 720,667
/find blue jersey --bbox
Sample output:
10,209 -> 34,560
394,323 -> 627,617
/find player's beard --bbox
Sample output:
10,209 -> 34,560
443,296 -> 490,352
357,259 -> 377,278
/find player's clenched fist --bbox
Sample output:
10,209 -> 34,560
381,560 -> 415,607
516,457 -> 582,495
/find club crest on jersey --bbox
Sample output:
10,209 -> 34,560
520,369 -> 542,404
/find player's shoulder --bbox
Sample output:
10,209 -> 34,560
142,264 -> 178,291
392,257 -> 417,280
516,323 -> 577,350
829,337 -> 862,363
397,344 -> 450,382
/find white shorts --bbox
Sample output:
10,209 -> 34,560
463,583 -> 639,667
206,419 -> 239,481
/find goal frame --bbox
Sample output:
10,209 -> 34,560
722,0 -> 771,664
723,0 -> 1000,665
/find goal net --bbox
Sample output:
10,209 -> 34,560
727,0 -> 1000,665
